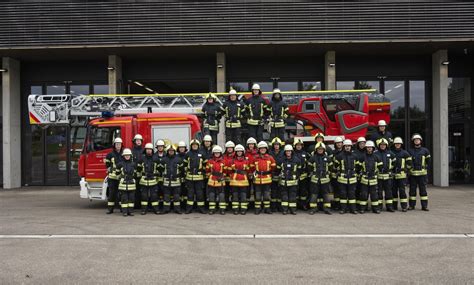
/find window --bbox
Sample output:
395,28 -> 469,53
93,84 -> 109,94
252,82 -> 273,92
357,81 -> 380,92
87,126 -> 121,152
337,81 -> 355,90
46,85 -> 66,94
277,81 -> 298,91
70,85 -> 90,96
409,81 -> 426,119
302,81 -> 321,91
384,81 -> 405,120
322,99 -> 355,121
229,82 -> 248,92
302,101 -> 321,113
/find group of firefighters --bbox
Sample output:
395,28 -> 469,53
105,85 -> 431,217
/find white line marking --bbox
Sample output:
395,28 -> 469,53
0,234 -> 470,239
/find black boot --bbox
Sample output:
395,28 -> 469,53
386,205 -> 395,212
185,207 -> 193,214
233,209 -> 239,215
324,209 -> 332,215
106,208 -> 114,214
174,208 -> 182,214
401,208 -> 408,212
264,208 -> 272,214
127,209 -> 134,216
198,207 -> 207,214
308,209 -> 316,215
209,209 -> 215,215
122,210 -> 128,217
240,209 -> 247,215
219,208 -> 226,215
422,207 -> 429,211
282,209 -> 288,215
289,208 -> 297,215
255,208 -> 262,215
141,209 -> 147,215
373,208 -> 381,214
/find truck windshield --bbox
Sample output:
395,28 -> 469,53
322,98 -> 356,121
86,126 -> 121,152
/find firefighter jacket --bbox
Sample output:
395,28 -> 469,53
105,149 -> 122,180
253,153 -> 276,185
223,152 -> 235,182
159,154 -> 184,187
223,99 -> 245,128
199,146 -> 213,162
307,153 -> 331,184
392,148 -> 412,179
269,94 -> 288,128
137,153 -> 158,186
330,148 -> 343,179
183,149 -> 206,181
277,155 -> 302,186
227,155 -> 251,187
245,94 -> 268,126
371,131 -> 393,147
202,102 -> 222,131
294,149 -> 309,180
131,145 -> 144,163
246,148 -> 258,164
334,151 -> 359,184
153,152 -> 166,183
375,149 -> 396,180
269,149 -> 284,182
359,152 -> 382,186
408,146 -> 431,176
206,157 -> 226,187
117,159 -> 137,191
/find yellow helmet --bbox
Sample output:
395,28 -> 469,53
377,138 -> 389,147
166,145 -> 177,152
271,137 -> 284,146
314,133 -> 324,141
293,138 -> 304,146
190,139 -> 201,147
315,142 -> 326,150
205,93 -> 217,100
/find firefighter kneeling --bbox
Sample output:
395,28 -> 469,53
307,142 -> 332,215
228,144 -> 251,215
137,143 -> 159,215
278,145 -> 301,215
117,148 -> 137,217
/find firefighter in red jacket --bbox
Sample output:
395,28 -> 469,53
228,144 -> 251,215
223,141 -> 236,209
253,141 -> 276,214
206,146 -> 227,215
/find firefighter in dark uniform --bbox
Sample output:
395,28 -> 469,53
358,140 -> 382,214
223,89 -> 245,144
105,137 -> 123,214
334,139 -> 358,214
154,139 -> 166,208
159,145 -> 184,214
370,120 -> 393,147
137,143 -> 159,215
183,139 -> 207,214
278,144 -> 302,215
244,84 -> 268,142
228,144 -> 251,215
408,134 -> 431,211
116,148 -> 137,216
307,142 -> 332,215
200,135 -> 213,161
269,137 -> 284,212
206,146 -> 226,215
392,137 -> 412,212
311,133 -> 333,210
331,136 -> 344,210
375,138 -> 396,212
177,141 -> 188,208
269,88 -> 288,140
253,141 -> 276,214
294,138 -> 309,210
354,137 -> 366,211
202,93 -> 222,144
131,134 -> 144,208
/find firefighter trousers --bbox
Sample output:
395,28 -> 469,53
339,183 -> 356,212
107,179 -> 120,210
254,184 -> 271,209
281,185 -> 298,211
225,127 -> 241,145
359,184 -> 379,212
331,178 -> 340,210
140,185 -> 158,212
392,178 -> 408,210
208,186 -> 226,210
247,124 -> 263,142
186,180 -> 205,210
120,190 -> 135,212
298,178 -> 309,208
271,180 -> 281,210
309,182 -> 330,210
163,186 -> 181,212
377,179 -> 393,210
270,127 -> 285,141
231,186 -> 248,210
409,175 -> 428,208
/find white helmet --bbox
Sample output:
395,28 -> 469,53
178,141 -> 187,148
357,137 -> 366,143
393,137 -> 403,144
229,89 -> 237,95
273,88 -> 281,94
284,145 -> 294,152
334,136 -> 344,144
122,148 -> 132,156
234,144 -> 245,152
133,134 -> 143,141
257,141 -> 269,149
365,140 -> 375,148
203,135 -> 213,142
247,137 -> 257,145
113,137 -> 123,144
412,134 -> 423,141
212,145 -> 223,153
225,141 -> 235,148
343,139 -> 352,146
251,84 -> 261,90
378,120 -> 387,127
144,143 -> 154,150
155,140 -> 165,147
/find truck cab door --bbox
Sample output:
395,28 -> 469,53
334,93 -> 369,138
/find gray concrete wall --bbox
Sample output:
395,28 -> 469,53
216,52 -> 226,146
324,51 -> 336,90
108,55 -> 122,94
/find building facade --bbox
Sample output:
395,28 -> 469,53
1,1 -> 473,188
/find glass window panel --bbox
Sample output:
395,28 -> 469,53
70,85 -> 90,96
387,120 -> 406,141
252,82 -> 273,92
277,81 -> 298,91
70,126 -> 87,184
409,80 -> 426,119
357,81 -> 380,92
337,81 -> 355,90
229,82 -> 248,92
409,120 -> 428,147
31,85 -> 43,95
384,81 -> 405,120
30,125 -> 44,185
46,84 -> 66,95
46,126 -> 68,185
302,81 -> 321,91
93,84 -> 109,94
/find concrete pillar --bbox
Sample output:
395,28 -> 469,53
2,57 -> 21,189
216,52 -> 226,146
108,55 -> 122,94
432,50 -> 449,187
324,51 -> 336,90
